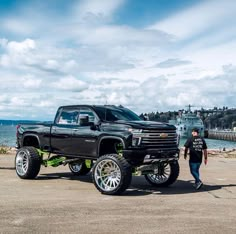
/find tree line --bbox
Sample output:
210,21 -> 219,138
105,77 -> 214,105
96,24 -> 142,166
140,107 -> 236,130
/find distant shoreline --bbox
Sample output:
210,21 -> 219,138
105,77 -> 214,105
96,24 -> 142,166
180,147 -> 236,158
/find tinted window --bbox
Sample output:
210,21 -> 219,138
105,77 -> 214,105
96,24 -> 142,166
93,106 -> 141,121
79,108 -> 97,124
58,109 -> 79,125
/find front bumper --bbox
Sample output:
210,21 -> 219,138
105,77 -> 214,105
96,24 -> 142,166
123,148 -> 179,166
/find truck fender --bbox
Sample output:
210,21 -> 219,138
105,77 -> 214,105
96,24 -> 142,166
98,136 -> 126,156
22,133 -> 41,148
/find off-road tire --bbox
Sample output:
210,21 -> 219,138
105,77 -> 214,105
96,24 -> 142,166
68,161 -> 91,176
15,147 -> 41,179
92,154 -> 132,195
145,160 -> 179,187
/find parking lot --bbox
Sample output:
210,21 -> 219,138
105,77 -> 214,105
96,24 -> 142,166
0,152 -> 236,234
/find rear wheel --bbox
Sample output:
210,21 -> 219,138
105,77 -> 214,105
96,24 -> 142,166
145,161 -> 179,187
68,160 -> 91,176
92,154 -> 132,195
15,147 -> 41,179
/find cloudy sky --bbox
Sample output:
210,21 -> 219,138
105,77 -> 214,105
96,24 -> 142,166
0,0 -> 236,120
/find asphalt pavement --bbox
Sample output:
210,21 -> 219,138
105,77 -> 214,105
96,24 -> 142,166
0,152 -> 236,234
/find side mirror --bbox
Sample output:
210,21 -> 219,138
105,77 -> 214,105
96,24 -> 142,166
90,123 -> 97,130
79,115 -> 89,126
90,120 -> 101,131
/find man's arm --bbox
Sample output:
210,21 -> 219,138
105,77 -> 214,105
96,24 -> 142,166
203,149 -> 208,165
184,147 -> 188,160
184,139 -> 190,160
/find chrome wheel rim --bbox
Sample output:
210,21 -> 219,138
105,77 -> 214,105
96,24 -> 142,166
146,163 -> 171,184
69,162 -> 83,173
16,151 -> 28,176
94,159 -> 121,192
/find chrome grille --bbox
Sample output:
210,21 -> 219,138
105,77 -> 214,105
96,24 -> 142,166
140,129 -> 177,148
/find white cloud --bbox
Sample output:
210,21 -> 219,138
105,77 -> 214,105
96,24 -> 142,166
46,60 -> 59,70
0,95 -> 9,104
10,96 -> 27,107
0,39 -> 37,68
0,0 -> 236,120
53,76 -> 88,92
155,58 -> 191,68
149,0 -> 236,41
74,0 -> 125,22
72,25 -> 173,46
6,39 -> 36,53
38,100 -> 53,107
23,77 -> 42,89
0,38 -> 8,47
2,18 -> 34,35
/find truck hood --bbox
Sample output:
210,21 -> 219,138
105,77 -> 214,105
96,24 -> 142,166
127,120 -> 175,130
107,120 -> 176,130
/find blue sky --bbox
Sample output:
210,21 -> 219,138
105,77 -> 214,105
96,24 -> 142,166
0,0 -> 236,120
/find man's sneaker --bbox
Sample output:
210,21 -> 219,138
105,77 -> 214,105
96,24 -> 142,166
196,181 -> 203,190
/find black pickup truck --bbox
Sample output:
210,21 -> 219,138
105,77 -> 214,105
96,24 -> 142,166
15,105 -> 180,195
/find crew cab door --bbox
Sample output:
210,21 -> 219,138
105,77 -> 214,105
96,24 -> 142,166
70,107 -> 99,157
51,107 -> 79,154
51,106 -> 100,157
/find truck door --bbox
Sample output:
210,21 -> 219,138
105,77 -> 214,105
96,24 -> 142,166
70,107 -> 99,157
50,108 -> 79,154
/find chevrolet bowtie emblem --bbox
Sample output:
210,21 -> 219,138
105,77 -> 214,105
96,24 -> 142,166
160,133 -> 168,138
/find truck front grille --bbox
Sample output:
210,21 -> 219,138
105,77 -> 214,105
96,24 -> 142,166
140,129 -> 178,148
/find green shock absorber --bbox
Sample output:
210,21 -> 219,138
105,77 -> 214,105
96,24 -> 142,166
36,148 -> 46,158
115,143 -> 123,157
36,148 -> 48,166
85,159 -> 92,168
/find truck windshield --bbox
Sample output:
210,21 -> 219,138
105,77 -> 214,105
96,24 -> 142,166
93,106 -> 142,122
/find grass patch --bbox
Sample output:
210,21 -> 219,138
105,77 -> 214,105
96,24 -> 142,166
0,143 -> 11,154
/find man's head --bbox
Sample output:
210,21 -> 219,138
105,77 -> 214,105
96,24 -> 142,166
192,128 -> 199,136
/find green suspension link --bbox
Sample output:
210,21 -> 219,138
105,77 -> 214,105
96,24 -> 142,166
36,148 -> 66,167
45,156 -> 66,167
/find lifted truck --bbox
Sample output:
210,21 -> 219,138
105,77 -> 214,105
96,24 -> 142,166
15,105 -> 180,195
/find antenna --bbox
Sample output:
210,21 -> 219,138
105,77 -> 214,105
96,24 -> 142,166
103,94 -> 108,105
185,104 -> 193,112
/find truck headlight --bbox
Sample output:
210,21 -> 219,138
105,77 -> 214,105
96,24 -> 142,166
128,128 -> 142,147
132,136 -> 141,146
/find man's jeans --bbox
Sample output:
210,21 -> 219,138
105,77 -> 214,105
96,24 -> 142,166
189,162 -> 201,184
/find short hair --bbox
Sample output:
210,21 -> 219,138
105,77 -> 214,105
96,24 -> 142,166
192,127 -> 199,133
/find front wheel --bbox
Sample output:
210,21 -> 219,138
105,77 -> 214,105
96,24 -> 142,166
15,147 -> 41,179
145,161 -> 179,187
92,154 -> 132,195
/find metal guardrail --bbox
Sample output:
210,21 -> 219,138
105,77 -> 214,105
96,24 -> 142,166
208,130 -> 236,142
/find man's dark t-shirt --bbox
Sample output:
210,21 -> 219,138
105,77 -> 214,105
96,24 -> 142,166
184,136 -> 207,163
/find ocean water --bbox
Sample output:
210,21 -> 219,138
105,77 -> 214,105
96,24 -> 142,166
0,125 -> 17,147
180,138 -> 236,150
0,125 -> 235,150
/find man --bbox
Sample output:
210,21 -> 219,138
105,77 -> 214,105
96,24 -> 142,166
184,128 -> 208,190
